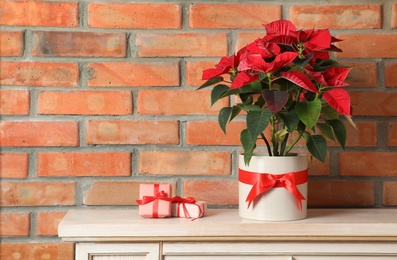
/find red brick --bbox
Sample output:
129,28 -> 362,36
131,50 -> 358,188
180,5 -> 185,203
38,91 -> 132,115
0,61 -> 78,87
290,5 -> 382,29
87,62 -> 179,87
237,32 -> 268,50
32,31 -> 126,57
385,62 -> 397,87
38,152 -> 131,177
136,33 -> 227,57
0,1 -> 78,27
340,152 -> 397,177
186,121 -> 246,145
36,212 -> 66,236
344,122 -> 377,147
350,92 -> 397,116
0,213 -> 30,236
84,181 -> 176,206
0,121 -> 79,147
308,154 -> 329,176
137,90 -> 229,115
88,3 -> 181,29
308,181 -> 374,206
388,122 -> 397,146
0,243 -> 74,260
186,61 -> 217,87
343,62 -> 377,87
37,152 -> 131,177
0,90 -> 29,115
1,182 -> 75,206
139,151 -> 231,175
0,31 -> 23,56
335,34 -> 397,58
86,120 -> 179,145
383,182 -> 397,206
184,180 -> 238,205
84,181 -> 139,206
189,4 -> 281,29
392,4 -> 397,28
0,153 -> 29,178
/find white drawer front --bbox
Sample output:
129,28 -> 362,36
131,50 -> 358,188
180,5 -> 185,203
163,242 -> 397,258
164,257 -> 289,260
93,256 -> 146,260
76,243 -> 160,260
165,257 -> 397,260
294,257 -> 397,260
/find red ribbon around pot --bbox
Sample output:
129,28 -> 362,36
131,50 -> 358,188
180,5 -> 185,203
238,169 -> 308,210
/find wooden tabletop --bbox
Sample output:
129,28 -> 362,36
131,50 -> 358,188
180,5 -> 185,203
58,208 -> 397,242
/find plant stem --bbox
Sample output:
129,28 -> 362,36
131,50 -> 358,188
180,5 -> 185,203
271,116 -> 279,156
267,73 -> 273,90
260,133 -> 272,156
283,131 -> 304,156
296,88 -> 301,102
280,132 -> 289,156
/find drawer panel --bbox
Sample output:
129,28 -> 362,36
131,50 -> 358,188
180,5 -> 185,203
294,257 -> 397,260
93,256 -> 146,260
76,243 -> 160,260
164,257 -> 289,260
163,242 -> 397,256
164,255 -> 397,260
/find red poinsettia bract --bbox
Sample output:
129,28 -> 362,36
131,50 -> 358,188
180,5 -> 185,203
199,19 -> 354,163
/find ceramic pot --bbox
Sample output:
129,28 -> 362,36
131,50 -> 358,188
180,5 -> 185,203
238,153 -> 308,221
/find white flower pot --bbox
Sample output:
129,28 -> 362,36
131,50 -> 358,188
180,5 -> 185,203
238,153 -> 308,221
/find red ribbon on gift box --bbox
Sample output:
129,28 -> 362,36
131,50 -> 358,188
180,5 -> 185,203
238,168 -> 308,210
136,184 -> 173,218
172,196 -> 204,220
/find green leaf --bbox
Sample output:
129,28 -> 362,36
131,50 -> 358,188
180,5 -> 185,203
242,95 -> 253,105
211,84 -> 229,106
305,134 -> 328,163
218,107 -> 232,134
322,104 -> 340,120
239,109 -> 272,165
220,85 -> 255,98
249,80 -> 262,92
240,129 -> 256,165
297,120 -> 306,132
275,128 -> 288,143
296,100 -> 322,129
237,104 -> 262,112
316,123 -> 335,141
230,106 -> 242,122
293,53 -> 314,67
279,110 -> 300,133
246,109 -> 272,144
197,77 -> 223,90
326,119 -> 346,149
313,59 -> 345,71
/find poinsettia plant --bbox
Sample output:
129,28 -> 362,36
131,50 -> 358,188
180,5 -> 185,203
198,20 -> 354,165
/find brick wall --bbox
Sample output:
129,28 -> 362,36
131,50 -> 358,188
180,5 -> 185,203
1,0 -> 396,258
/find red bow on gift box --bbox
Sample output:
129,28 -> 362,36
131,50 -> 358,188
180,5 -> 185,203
171,196 -> 205,220
239,169 -> 307,210
136,190 -> 173,218
136,190 -> 173,205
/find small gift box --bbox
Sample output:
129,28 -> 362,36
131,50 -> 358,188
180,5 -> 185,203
136,183 -> 172,218
171,197 -> 207,219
